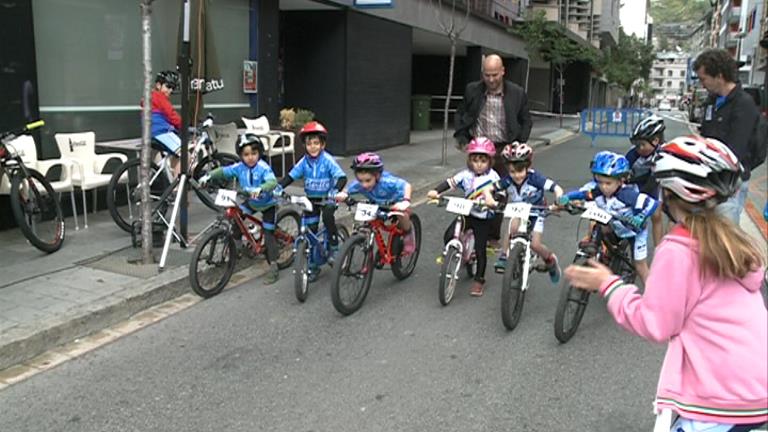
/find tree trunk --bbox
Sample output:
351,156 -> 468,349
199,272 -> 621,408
140,0 -> 154,264
442,36 -> 457,166
558,67 -> 564,128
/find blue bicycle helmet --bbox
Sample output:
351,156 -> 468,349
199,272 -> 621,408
590,151 -> 630,177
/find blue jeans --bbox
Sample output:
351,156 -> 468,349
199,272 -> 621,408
717,180 -> 749,225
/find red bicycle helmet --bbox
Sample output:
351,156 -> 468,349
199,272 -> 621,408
298,121 -> 328,142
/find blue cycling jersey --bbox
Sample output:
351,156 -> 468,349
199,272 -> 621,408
220,160 -> 277,210
288,151 -> 346,198
347,171 -> 408,205
564,181 -> 658,238
496,169 -> 557,206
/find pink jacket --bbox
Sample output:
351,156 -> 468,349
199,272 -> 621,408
599,225 -> 768,425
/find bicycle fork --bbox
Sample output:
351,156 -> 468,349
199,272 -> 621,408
510,237 -> 533,292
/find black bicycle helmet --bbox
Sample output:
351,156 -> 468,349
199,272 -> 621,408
155,70 -> 180,90
236,133 -> 266,156
630,114 -> 665,143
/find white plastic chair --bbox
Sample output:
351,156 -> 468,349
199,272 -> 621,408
241,116 -> 295,176
0,135 -> 80,229
54,132 -> 127,228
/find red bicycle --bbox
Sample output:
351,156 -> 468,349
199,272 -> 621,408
188,189 -> 300,298
329,198 -> 422,315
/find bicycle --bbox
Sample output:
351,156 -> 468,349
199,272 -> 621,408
499,202 -> 558,331
107,114 -> 238,233
284,194 -> 350,302
188,189 -> 300,298
0,120 -> 65,253
553,202 -> 639,343
428,196 -> 484,306
329,198 -> 422,316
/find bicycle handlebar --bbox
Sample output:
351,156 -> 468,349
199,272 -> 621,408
1,120 -> 45,141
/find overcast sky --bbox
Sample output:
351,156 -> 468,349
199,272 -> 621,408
620,0 -> 649,39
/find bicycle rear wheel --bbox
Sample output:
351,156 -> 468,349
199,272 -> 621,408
275,208 -> 300,269
391,213 -> 422,280
107,159 -> 165,233
192,152 -> 239,210
330,233 -> 374,316
189,227 -> 237,298
554,256 -> 591,343
10,169 -> 65,253
501,243 -> 526,331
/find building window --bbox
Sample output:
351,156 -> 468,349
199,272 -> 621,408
667,70 -> 673,76
667,81 -> 672,87
679,70 -> 685,77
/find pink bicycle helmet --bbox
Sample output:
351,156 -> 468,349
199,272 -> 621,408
351,152 -> 384,171
466,137 -> 496,157
501,143 -> 533,163
652,135 -> 742,203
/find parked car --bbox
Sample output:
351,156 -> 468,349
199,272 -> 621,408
658,100 -> 672,111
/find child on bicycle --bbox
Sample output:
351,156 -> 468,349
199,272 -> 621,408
201,133 -> 281,285
141,70 -> 182,173
277,121 -> 346,278
557,151 -> 658,283
335,152 -> 415,254
627,114 -> 666,246
426,137 -> 500,297
564,136 -> 767,431
491,143 -> 564,284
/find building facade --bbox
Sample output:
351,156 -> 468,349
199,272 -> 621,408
650,51 -> 689,106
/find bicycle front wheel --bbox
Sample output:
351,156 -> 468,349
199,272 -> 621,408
294,237 -> 310,303
275,208 -> 300,269
10,169 -> 65,253
501,243 -> 526,331
189,227 -> 237,298
107,159 -> 164,233
438,244 -> 462,306
554,256 -> 591,343
391,213 -> 422,280
330,233 -> 374,316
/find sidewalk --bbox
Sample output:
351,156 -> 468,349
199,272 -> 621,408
0,116 -> 579,373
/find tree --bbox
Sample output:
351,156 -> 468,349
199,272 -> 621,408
601,29 -> 655,100
649,0 -> 710,24
431,0 -> 470,166
139,0 -> 154,264
513,11 -> 598,121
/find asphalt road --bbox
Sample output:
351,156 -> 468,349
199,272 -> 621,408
0,117 -> 696,432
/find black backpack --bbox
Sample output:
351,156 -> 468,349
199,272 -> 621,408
748,115 -> 768,170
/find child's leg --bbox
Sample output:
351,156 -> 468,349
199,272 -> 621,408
396,213 -> 412,233
531,218 -> 561,283
494,218 -> 517,270
468,217 -> 491,282
320,204 -> 339,245
632,227 -> 649,283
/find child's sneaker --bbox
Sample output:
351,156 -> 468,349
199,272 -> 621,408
307,265 -> 321,283
402,229 -> 416,255
494,254 -> 507,273
547,254 -> 561,284
327,243 -> 339,264
469,280 -> 485,297
263,263 -> 279,285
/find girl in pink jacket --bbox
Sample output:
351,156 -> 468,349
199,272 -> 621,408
565,135 -> 767,431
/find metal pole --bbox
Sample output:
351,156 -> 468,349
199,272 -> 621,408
160,174 -> 187,270
178,0 -> 191,243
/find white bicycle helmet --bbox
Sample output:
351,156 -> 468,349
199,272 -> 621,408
630,114 -> 665,142
501,143 -> 533,163
652,135 -> 742,203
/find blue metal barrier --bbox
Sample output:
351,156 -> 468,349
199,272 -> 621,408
580,108 -> 652,147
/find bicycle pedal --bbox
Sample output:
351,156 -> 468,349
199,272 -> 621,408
494,266 -> 505,274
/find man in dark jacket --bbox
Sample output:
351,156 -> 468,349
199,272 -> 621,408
454,54 -> 533,175
694,49 -> 760,224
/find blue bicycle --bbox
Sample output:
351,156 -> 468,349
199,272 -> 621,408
284,194 -> 349,302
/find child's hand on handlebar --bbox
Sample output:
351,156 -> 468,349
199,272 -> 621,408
392,200 -> 411,211
427,190 -> 439,200
335,191 -> 348,202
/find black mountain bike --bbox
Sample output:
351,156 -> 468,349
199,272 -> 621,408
0,120 -> 65,253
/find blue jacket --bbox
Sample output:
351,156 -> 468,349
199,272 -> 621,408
211,160 -> 277,210
288,151 -> 346,198
495,169 -> 558,206
347,171 -> 408,205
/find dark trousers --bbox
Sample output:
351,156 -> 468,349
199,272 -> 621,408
443,216 -> 492,282
260,206 -> 278,264
305,200 -> 339,245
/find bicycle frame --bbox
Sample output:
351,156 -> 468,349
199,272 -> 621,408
293,200 -> 336,267
363,218 -> 407,267
504,204 -> 551,292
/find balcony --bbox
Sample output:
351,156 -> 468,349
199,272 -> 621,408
470,0 -> 524,25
